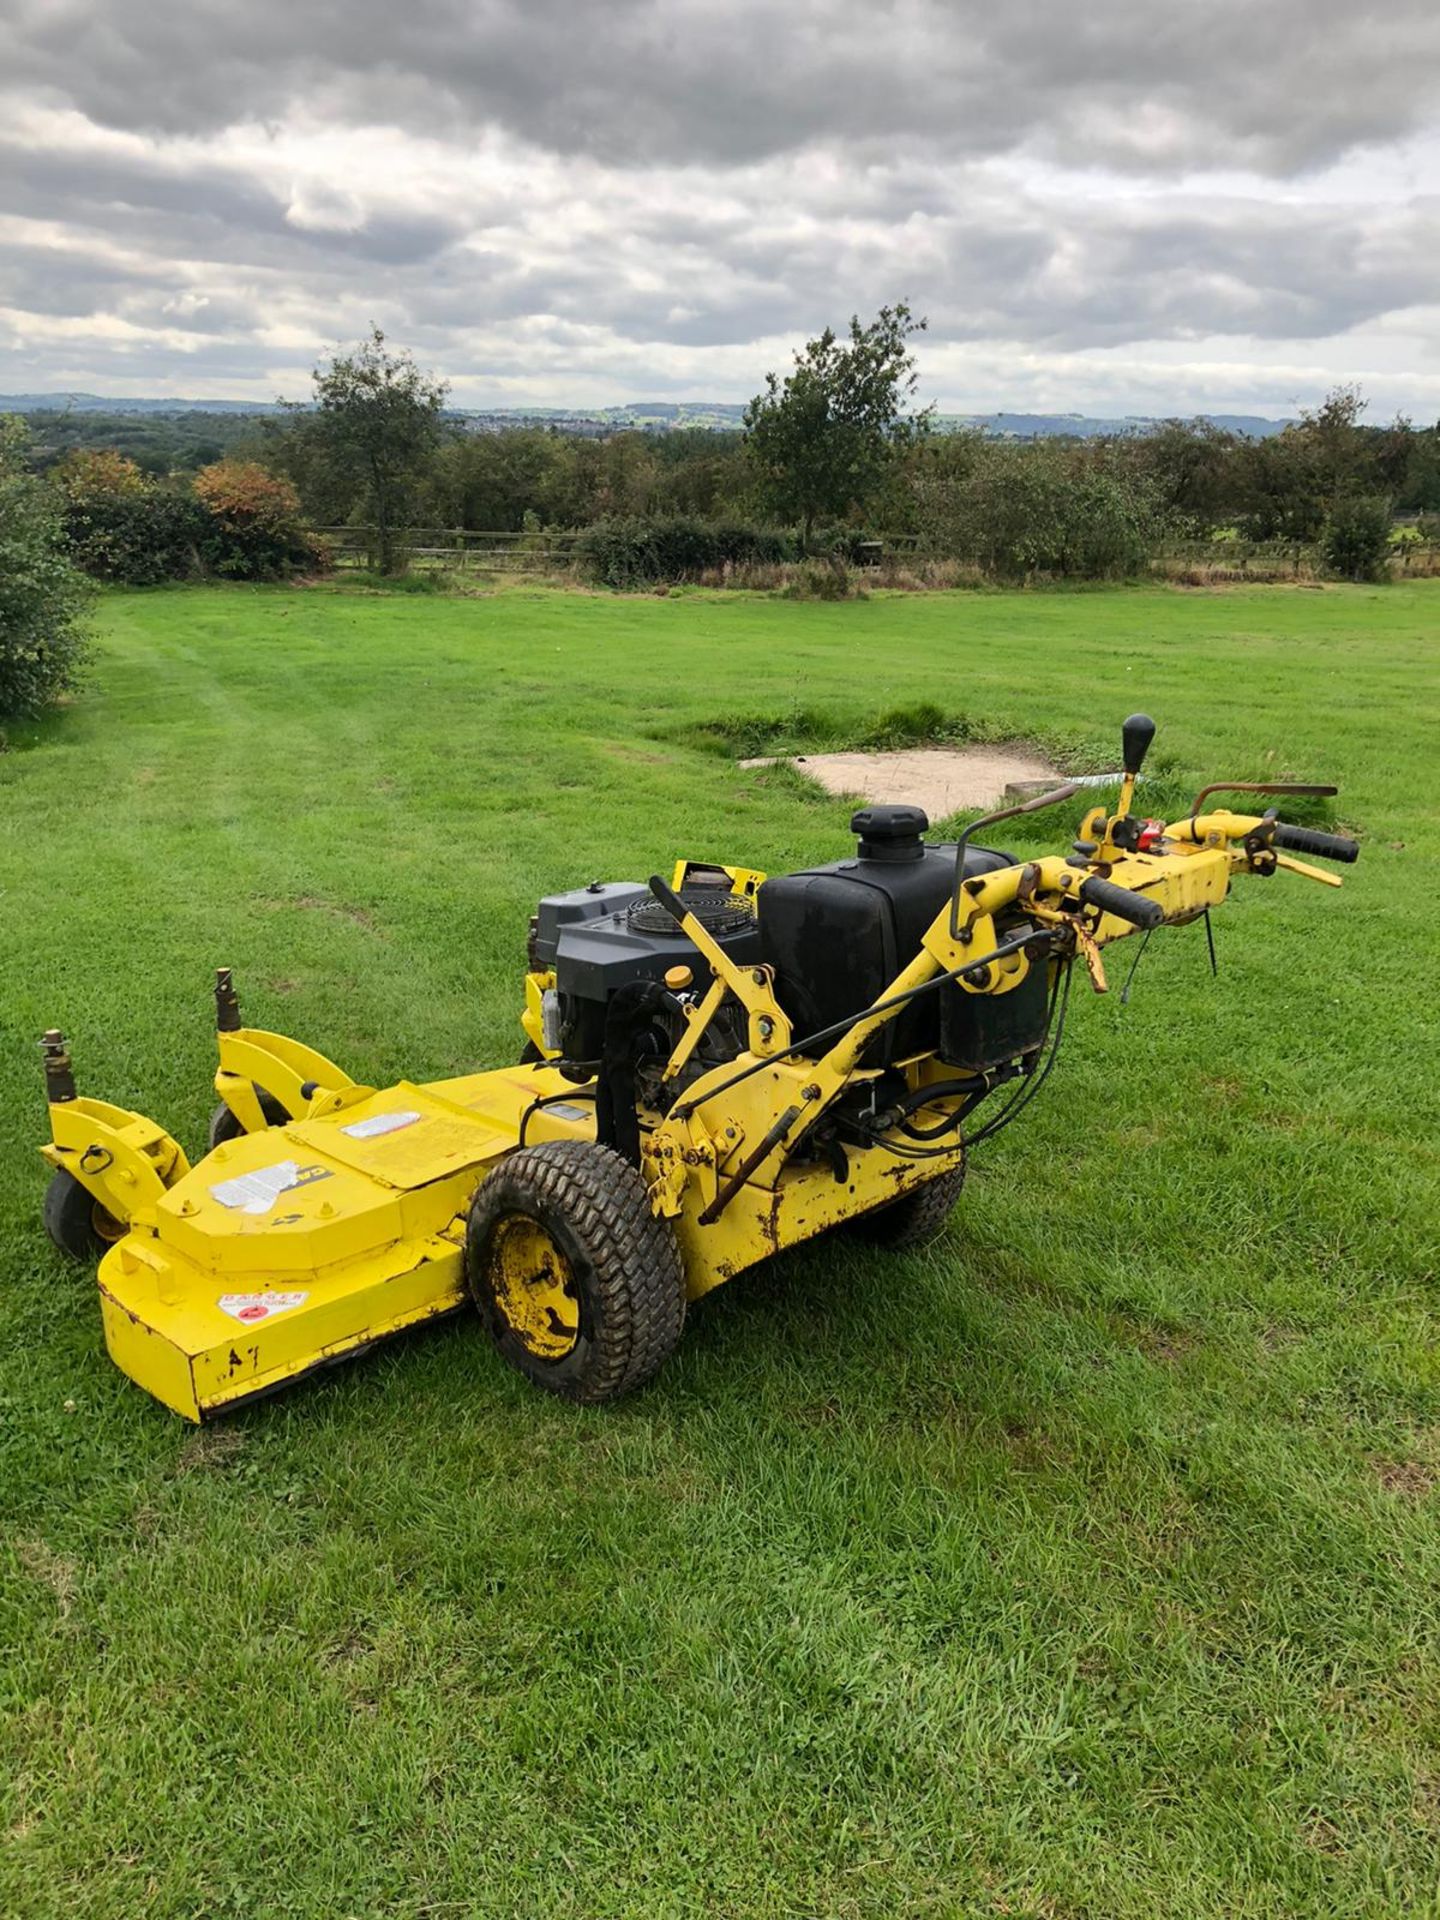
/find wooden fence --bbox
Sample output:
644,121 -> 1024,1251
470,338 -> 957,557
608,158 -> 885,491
310,527 -> 1440,581
310,528 -> 581,573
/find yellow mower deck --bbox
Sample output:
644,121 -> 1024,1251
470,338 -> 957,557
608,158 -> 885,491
94,1068 -> 567,1419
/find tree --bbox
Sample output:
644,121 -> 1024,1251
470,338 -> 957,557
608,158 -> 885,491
1129,419 -> 1240,533
911,438 -> 1161,580
745,304 -> 929,547
0,418 -> 90,721
310,329 -> 448,574
1322,493 -> 1392,582
52,448 -> 149,500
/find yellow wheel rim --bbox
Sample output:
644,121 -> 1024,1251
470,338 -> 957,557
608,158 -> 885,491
489,1215 -> 580,1360
92,1204 -> 125,1246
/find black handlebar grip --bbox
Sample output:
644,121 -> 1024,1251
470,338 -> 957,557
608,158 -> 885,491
648,873 -> 689,924
1079,874 -> 1166,930
1271,823 -> 1359,864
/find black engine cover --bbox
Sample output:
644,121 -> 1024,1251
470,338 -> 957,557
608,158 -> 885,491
538,884 -> 762,1064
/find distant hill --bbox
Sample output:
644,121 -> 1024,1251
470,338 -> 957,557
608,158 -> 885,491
0,392 -> 288,415
940,410 -> 1292,440
0,393 -> 1293,439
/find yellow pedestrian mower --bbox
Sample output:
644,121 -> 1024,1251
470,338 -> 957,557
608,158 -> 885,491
39,715 -> 1358,1422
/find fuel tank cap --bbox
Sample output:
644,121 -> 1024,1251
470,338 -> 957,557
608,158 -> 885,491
850,804 -> 929,862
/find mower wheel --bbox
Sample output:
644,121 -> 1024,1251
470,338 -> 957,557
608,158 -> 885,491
465,1141 -> 686,1403
43,1169 -> 124,1261
208,1089 -> 289,1151
849,1159 -> 967,1251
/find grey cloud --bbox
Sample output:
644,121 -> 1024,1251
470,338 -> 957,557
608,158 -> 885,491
9,0 -> 1440,173
3,131 -> 1435,355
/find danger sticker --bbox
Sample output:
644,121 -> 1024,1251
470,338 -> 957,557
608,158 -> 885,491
341,1110 -> 422,1140
217,1291 -> 309,1323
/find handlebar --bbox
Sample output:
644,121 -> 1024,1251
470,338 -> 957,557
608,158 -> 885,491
1271,823 -> 1359,865
1078,874 -> 1166,930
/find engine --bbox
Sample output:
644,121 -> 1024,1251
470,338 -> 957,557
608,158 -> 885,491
527,877 -> 760,1092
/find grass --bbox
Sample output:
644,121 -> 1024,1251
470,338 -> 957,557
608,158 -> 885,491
1,581 -> 1437,1919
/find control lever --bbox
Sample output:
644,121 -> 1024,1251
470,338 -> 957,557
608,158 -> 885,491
1121,713 -> 1156,777
950,781 -> 1082,940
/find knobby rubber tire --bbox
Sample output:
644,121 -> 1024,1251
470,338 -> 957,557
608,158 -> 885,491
848,1158 -> 967,1251
43,1169 -> 123,1261
208,1088 -> 290,1151
466,1141 -> 686,1404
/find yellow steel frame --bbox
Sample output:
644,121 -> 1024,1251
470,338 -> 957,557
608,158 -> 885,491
214,1028 -> 357,1130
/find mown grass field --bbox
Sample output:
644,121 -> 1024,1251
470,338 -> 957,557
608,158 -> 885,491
2,581 -> 1437,1919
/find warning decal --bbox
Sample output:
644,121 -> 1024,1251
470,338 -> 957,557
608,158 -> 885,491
217,1291 -> 309,1324
210,1161 -> 333,1215
341,1110 -> 422,1140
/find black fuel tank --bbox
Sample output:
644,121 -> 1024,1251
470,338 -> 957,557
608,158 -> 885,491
758,805 -> 1014,1061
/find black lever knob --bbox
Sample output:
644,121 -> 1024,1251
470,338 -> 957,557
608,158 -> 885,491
1122,713 -> 1156,777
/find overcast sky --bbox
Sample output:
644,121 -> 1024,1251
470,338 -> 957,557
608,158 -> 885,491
3,0 -> 1439,416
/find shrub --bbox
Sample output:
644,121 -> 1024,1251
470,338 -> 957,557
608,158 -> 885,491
0,419 -> 90,719
193,460 -> 325,579
575,516 -> 794,588
54,452 -> 207,585
61,489 -> 209,585
52,449 -> 150,500
53,450 -> 325,585
1322,494 -> 1393,582
917,448 -> 1162,580
780,558 -> 865,600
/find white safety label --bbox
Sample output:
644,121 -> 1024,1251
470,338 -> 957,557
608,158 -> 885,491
217,1291 -> 309,1324
341,1110 -> 422,1140
210,1161 -> 302,1215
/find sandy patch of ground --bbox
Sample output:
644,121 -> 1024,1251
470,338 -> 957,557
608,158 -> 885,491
740,744 -> 1060,816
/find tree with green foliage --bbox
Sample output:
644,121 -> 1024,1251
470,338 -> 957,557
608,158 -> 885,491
745,304 -> 930,548
310,329 -> 448,574
1128,418 -> 1240,533
0,418 -> 89,721
909,436 -> 1163,580
1322,493 -> 1393,581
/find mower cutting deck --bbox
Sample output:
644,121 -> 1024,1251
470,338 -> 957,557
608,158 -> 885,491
39,714 -> 1360,1419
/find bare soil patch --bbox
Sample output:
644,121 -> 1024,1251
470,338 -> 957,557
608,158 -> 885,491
740,744 -> 1059,816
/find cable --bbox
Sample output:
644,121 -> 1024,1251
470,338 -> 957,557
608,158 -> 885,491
963,956 -> 1074,1150
854,956 -> 1074,1163
517,1085 -> 598,1148
669,924 -> 1058,1120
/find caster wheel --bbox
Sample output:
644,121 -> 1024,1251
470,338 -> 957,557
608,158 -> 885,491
208,1089 -> 290,1151
43,1170 -> 124,1261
